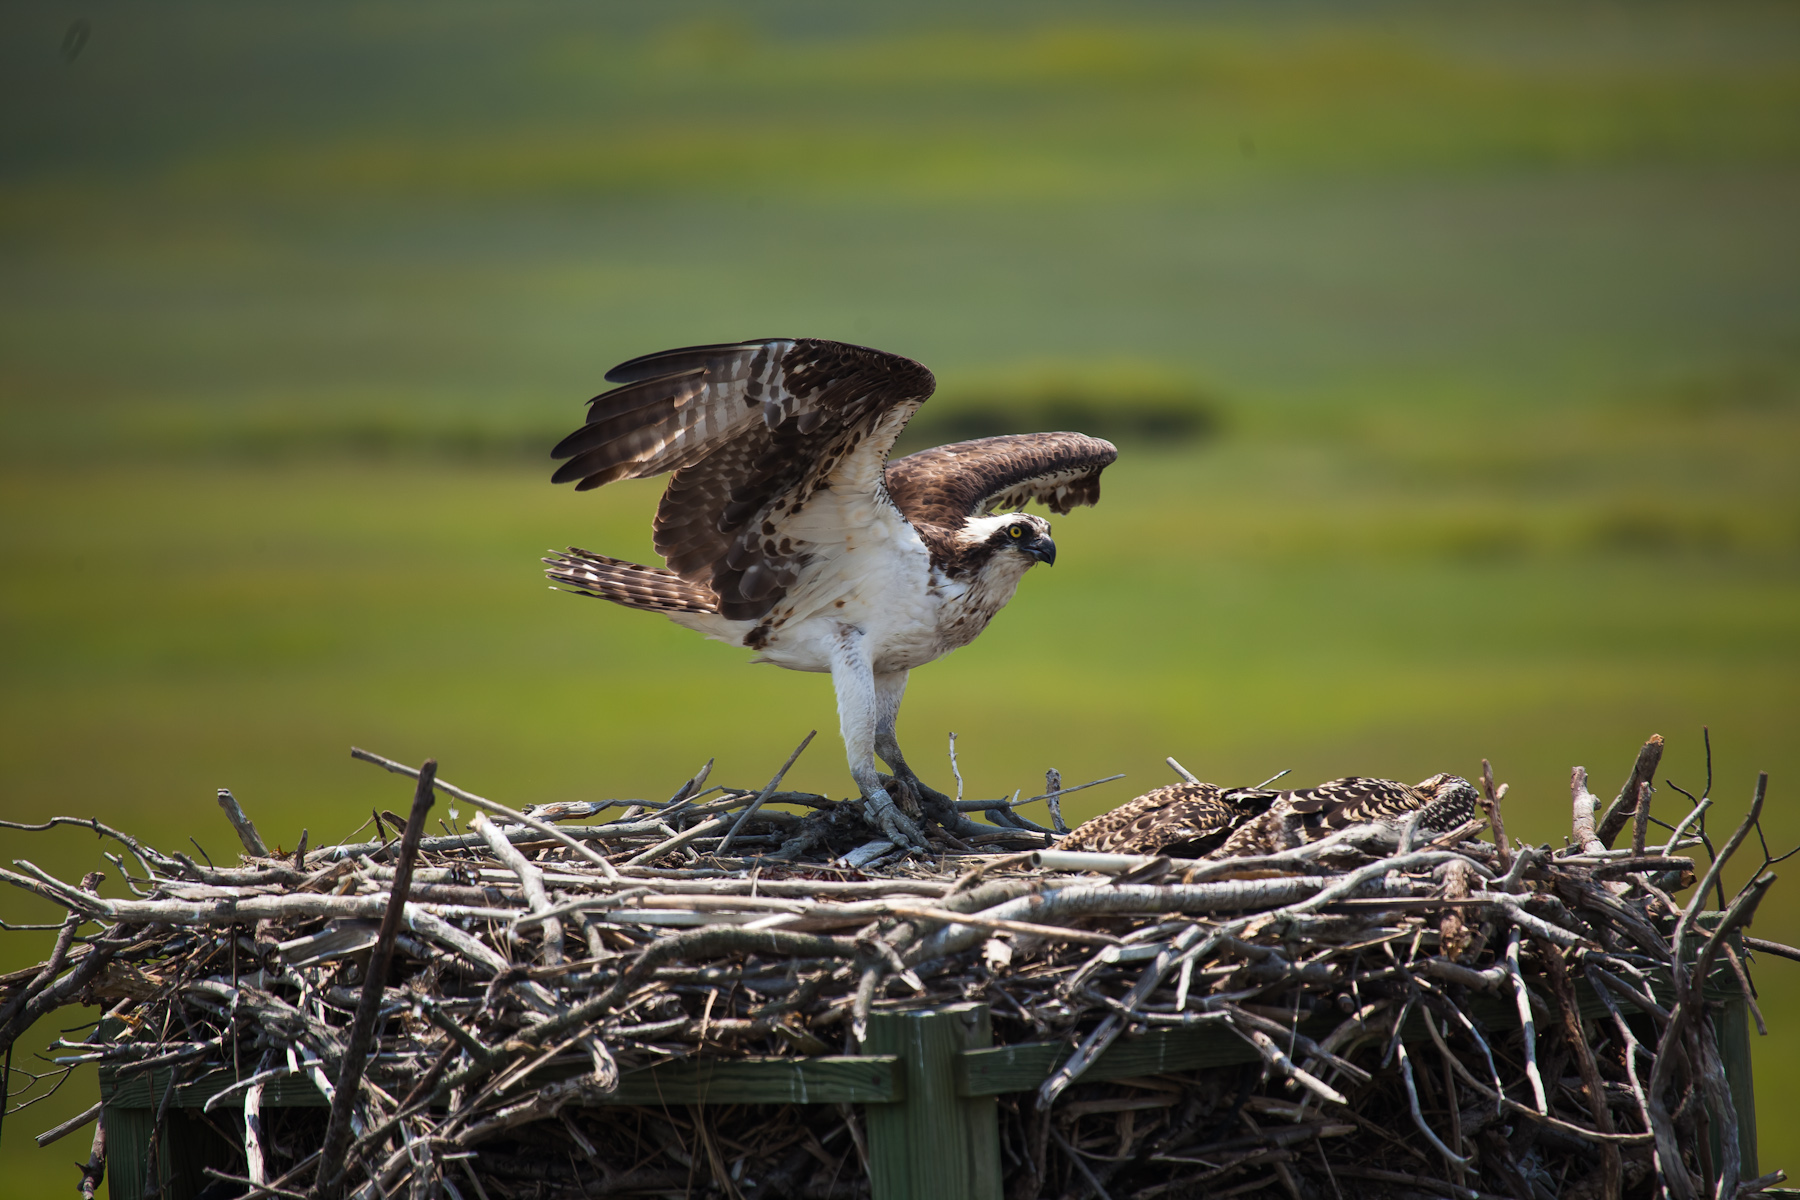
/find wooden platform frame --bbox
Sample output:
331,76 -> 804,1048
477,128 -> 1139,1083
99,981 -> 1757,1200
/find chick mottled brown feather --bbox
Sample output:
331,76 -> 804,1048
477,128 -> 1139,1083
1209,773 -> 1480,858
1059,783 -> 1270,856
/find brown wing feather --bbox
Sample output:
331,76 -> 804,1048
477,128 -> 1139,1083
550,339 -> 935,621
884,433 -> 1118,536
1061,782 -> 1260,856
544,547 -> 718,615
1284,778 -> 1428,829
1208,774 -> 1479,858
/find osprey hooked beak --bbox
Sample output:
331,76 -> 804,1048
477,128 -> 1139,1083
1027,531 -> 1056,565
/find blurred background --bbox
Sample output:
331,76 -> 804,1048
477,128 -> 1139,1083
3,1 -> 1797,1189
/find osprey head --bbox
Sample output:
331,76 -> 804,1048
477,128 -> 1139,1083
1413,773 -> 1481,832
983,512 -> 1056,566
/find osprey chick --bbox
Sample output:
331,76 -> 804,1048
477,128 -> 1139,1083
1058,782 -> 1272,858
544,339 -> 1117,850
1210,773 -> 1479,858
1062,773 -> 1479,858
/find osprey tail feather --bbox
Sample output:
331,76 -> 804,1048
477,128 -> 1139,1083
545,547 -> 718,614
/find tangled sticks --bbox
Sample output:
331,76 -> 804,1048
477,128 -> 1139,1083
0,734 -> 1793,1200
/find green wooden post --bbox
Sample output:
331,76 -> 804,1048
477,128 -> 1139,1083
101,1068 -> 241,1200
863,1003 -> 1002,1200
103,1102 -> 158,1200
1714,996 -> 1758,1180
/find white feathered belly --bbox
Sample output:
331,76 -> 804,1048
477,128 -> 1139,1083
668,490 -> 965,674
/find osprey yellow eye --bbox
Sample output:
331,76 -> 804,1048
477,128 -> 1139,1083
1009,525 -> 1023,538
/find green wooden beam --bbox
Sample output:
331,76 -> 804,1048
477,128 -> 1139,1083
959,1021 -> 1267,1097
601,1055 -> 901,1105
102,1066 -> 329,1110
102,1055 -> 901,1111
863,1003 -> 1002,1200
957,977 -> 1690,1099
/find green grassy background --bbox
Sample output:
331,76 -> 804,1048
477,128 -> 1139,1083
3,2 -> 1798,1191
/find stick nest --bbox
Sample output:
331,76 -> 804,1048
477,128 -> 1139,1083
0,738 -> 1790,1200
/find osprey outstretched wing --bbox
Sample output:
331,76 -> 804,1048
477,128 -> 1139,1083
546,338 -> 1117,850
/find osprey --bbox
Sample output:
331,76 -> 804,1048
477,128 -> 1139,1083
1061,774 -> 1479,858
544,339 -> 1117,849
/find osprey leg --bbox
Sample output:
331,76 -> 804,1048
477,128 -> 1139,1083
830,628 -> 928,850
872,670 -> 917,789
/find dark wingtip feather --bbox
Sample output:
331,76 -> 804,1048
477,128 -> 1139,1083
602,339 -> 792,384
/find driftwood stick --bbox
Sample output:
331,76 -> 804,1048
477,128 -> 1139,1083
523,927 -> 857,1048
1662,797 -> 1711,855
1587,966 -> 1656,1135
624,815 -> 731,867
1630,779 -> 1651,860
1003,773 -> 1127,811
1479,758 -> 1511,870
1541,943 -> 1620,1200
316,758 -> 435,1200
217,789 -> 269,858
0,902 -> 82,1046
32,1100 -> 100,1147
717,730 -> 814,857
1646,774 -> 1767,1200
1505,927 -> 1548,1114
473,814 -> 563,966
1236,1022 -> 1347,1106
1394,1038 -> 1468,1166
1746,935 -> 1800,963
1597,734 -> 1664,848
883,903 -> 1119,946
1571,767 -> 1605,855
1043,768 -> 1069,836
0,816 -> 175,879
1672,773 -> 1766,976
245,1079 -> 268,1187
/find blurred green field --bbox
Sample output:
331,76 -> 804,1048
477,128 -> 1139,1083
3,2 -> 1799,1193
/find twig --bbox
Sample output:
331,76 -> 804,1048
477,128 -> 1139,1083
625,815 -> 732,867
1597,734 -> 1664,848
77,1109 -> 106,1200
999,773 -> 1128,811
1571,767 -> 1605,856
32,1100 -> 100,1147
1745,935 -> 1800,963
1043,768 -> 1070,836
245,1079 -> 268,1187
1394,1039 -> 1468,1166
316,757 -> 435,1200
1050,1125 -> 1116,1200
473,815 -> 563,966
1541,942 -> 1620,1200
217,788 -> 270,858
1504,927 -> 1547,1114
1166,757 -> 1200,785
1630,779 -> 1651,860
1479,759 -> 1512,878
350,747 -> 622,882
717,731 -> 814,857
